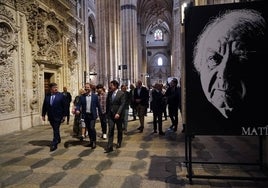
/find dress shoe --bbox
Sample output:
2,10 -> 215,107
50,145 -> 57,152
137,126 -> 142,130
159,131 -> 165,136
169,125 -> 174,130
80,135 -> 85,141
58,138 -> 61,143
139,128 -> 143,133
86,142 -> 93,147
91,142 -> 96,149
116,143 -> 121,148
104,147 -> 113,153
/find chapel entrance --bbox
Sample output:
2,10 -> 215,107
44,72 -> 55,94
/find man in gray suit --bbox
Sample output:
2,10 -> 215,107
105,80 -> 126,153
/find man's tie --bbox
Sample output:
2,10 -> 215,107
112,92 -> 116,101
50,95 -> 55,105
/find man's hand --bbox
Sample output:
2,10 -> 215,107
42,116 -> 45,121
114,113 -> 120,119
71,108 -> 76,114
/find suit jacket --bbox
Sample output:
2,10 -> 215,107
106,90 -> 126,119
63,92 -> 72,106
165,86 -> 181,109
42,92 -> 68,123
151,89 -> 165,113
76,93 -> 101,120
134,86 -> 149,106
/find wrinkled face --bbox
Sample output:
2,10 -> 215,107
199,26 -> 250,118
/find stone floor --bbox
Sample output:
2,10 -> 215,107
0,112 -> 268,188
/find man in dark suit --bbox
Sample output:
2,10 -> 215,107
75,83 -> 101,149
63,86 -> 72,124
42,83 -> 68,152
134,80 -> 149,132
165,78 -> 181,132
105,80 -> 126,153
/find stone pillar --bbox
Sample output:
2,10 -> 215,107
172,0 -> 182,80
83,0 -> 89,85
120,0 -> 138,84
96,0 -> 121,86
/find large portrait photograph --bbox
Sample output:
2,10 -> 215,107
185,1 -> 268,135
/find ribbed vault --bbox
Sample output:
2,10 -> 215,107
137,0 -> 173,34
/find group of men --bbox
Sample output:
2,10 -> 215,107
42,79 -> 181,153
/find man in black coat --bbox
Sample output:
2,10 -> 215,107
63,86 -> 72,124
165,78 -> 181,132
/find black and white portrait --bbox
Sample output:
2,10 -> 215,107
185,1 -> 268,135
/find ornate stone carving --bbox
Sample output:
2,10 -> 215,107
0,58 -> 15,113
24,4 -> 68,66
19,14 -> 28,114
30,98 -> 38,110
0,6 -> 18,114
25,2 -> 39,44
0,5 -> 18,65
0,22 -> 17,65
67,37 -> 78,71
0,5 -> 15,23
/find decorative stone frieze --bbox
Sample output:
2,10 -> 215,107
67,37 -> 78,71
0,5 -> 18,114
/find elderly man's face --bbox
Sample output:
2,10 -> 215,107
199,27 -> 250,118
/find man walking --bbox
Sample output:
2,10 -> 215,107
105,80 -> 126,153
134,80 -> 149,133
165,78 -> 181,132
75,83 -> 101,149
42,83 -> 68,152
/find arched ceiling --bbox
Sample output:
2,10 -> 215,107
137,0 -> 173,34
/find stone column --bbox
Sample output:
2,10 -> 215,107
96,0 -> 121,86
172,0 -> 182,80
120,0 -> 138,84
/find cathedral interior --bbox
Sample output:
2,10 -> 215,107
0,0 -> 182,134
1,0 -> 268,177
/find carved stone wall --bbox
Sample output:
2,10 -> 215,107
0,5 -> 18,115
0,0 -> 82,135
